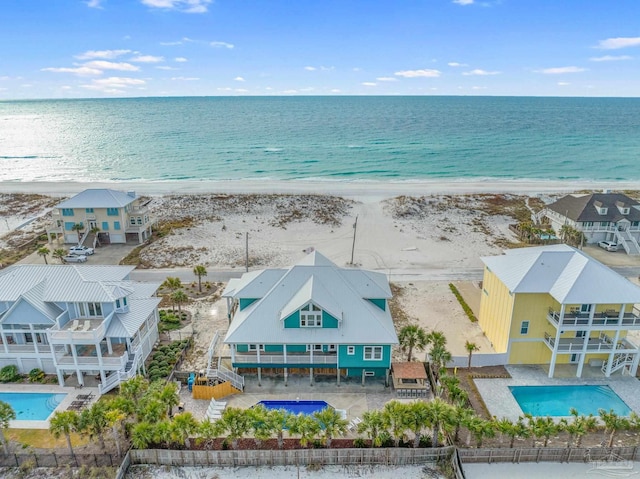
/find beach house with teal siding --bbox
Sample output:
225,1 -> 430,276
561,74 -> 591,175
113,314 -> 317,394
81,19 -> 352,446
222,251 -> 398,386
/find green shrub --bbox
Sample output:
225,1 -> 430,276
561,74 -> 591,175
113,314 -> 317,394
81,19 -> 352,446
28,368 -> 45,383
0,365 -> 21,383
449,283 -> 478,322
353,438 -> 367,448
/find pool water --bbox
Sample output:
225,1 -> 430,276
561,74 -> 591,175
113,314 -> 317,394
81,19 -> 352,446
257,400 -> 330,415
0,392 -> 67,421
509,385 -> 630,417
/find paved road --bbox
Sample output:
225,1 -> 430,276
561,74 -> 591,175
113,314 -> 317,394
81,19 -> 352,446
130,265 -> 640,284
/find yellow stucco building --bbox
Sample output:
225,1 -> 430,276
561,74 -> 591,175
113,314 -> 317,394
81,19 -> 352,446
479,245 -> 640,378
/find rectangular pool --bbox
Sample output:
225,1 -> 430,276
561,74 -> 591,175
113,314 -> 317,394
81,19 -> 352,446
0,392 -> 67,421
509,385 -> 630,417
256,400 -> 330,415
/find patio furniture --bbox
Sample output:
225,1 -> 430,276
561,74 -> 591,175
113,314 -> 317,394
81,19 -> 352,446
70,319 -> 80,331
82,320 -> 91,331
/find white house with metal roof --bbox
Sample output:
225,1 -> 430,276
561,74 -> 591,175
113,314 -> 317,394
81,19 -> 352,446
47,188 -> 154,245
0,264 -> 161,394
478,244 -> 640,378
222,251 -> 398,386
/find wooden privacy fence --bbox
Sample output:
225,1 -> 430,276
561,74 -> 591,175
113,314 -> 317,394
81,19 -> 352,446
192,382 -> 240,400
130,447 -> 457,468
0,453 -> 120,468
458,446 -> 640,464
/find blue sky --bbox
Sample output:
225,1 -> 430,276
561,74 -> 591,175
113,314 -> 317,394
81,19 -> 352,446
1,0 -> 639,99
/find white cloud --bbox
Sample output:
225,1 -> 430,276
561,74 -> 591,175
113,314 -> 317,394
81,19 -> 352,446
352,67 -> 362,72
61,86 -> 72,90
557,82 -> 570,86
362,82 -> 377,86
80,76 -> 145,92
448,62 -> 468,67
453,0 -> 474,5
304,65 -> 334,72
217,87 -> 233,91
0,76 -> 10,80
462,69 -> 501,76
161,41 -> 183,46
304,66 -> 317,71
589,55 -> 632,62
235,88 -> 248,93
156,66 -> 178,70
86,0 -> 103,8
130,55 -> 164,63
282,89 -> 298,94
472,86 -> 487,90
596,37 -> 640,50
210,41 -> 234,49
394,69 -> 441,78
171,76 -> 199,81
75,49 -> 131,60
234,76 -> 245,82
42,66 -> 103,76
537,66 -> 587,74
83,61 -> 140,71
376,77 -> 397,82
330,89 -> 342,93
140,0 -> 212,14
174,57 -> 188,62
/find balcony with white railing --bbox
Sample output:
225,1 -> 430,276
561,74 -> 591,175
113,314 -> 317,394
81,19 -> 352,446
547,308 -> 640,330
543,332 -> 640,354
233,352 -> 338,366
48,318 -> 108,344
55,342 -> 128,370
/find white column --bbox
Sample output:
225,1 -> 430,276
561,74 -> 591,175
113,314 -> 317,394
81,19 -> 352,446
71,344 -> 83,386
106,337 -> 113,355
283,345 -> 287,364
231,345 -> 236,363
309,346 -> 314,386
256,345 -> 261,363
576,304 -> 596,377
548,304 -> 565,378
0,331 -> 8,354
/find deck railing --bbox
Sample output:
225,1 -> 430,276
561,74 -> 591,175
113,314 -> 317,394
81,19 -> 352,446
233,353 -> 338,365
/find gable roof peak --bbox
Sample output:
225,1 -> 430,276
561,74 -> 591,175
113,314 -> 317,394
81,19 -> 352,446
295,250 -> 337,267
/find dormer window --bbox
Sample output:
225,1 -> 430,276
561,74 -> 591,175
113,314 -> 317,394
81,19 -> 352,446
594,201 -> 608,215
300,303 -> 322,327
616,201 -> 630,215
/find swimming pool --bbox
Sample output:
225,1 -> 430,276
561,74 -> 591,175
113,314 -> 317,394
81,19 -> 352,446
509,385 -> 631,417
0,392 -> 67,421
256,400 -> 330,415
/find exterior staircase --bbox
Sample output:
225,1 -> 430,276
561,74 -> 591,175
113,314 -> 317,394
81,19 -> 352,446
614,229 -> 640,255
602,353 -> 634,375
98,347 -> 142,395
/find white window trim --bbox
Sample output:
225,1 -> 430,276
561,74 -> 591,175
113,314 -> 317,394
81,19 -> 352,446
248,344 -> 264,351
347,346 -> 355,355
363,346 -> 383,361
306,344 -> 323,352
520,320 -> 529,335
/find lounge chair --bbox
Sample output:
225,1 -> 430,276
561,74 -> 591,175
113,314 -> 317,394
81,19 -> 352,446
70,319 -> 80,331
82,320 -> 91,332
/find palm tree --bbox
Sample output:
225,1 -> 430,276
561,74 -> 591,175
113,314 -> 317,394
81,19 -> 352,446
138,398 -> 166,423
403,401 -> 430,448
426,331 -> 451,384
425,398 -> 453,448
313,407 -> 349,448
464,341 -> 479,370
398,325 -> 428,362
466,416 -> 495,448
131,421 -> 156,449
154,420 -> 173,448
248,406 -> 272,448
450,406 -> 474,444
162,277 -> 182,293
599,409 -> 630,448
171,412 -> 199,449
494,418 -> 514,447
198,419 -> 222,449
79,401 -> 109,450
52,248 -> 66,263
288,414 -> 320,448
218,407 -> 251,449
509,417 -> 530,448
158,383 -> 180,418
532,416 -> 557,448
37,246 -> 50,265
105,408 -> 126,456
193,265 -> 207,293
0,401 -> 16,455
382,400 -> 408,447
171,289 -> 188,313
120,376 -> 149,403
49,410 -> 80,456
71,223 -> 84,244
357,410 -> 388,447
90,226 -> 101,246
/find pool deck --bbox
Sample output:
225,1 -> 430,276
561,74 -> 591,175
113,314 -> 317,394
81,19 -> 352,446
474,365 -> 640,421
179,373 -> 403,432
0,383 -> 100,429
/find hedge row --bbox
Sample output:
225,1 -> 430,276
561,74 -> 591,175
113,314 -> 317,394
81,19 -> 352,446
448,283 -> 478,323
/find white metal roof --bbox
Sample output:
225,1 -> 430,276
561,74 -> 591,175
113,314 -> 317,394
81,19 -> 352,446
224,251 -> 398,345
481,245 -> 640,304
55,189 -> 137,209
109,298 -> 162,337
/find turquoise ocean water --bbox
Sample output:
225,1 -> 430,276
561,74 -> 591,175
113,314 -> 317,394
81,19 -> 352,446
1,96 -> 640,184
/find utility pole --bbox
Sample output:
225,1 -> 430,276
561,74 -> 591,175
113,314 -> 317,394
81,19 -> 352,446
350,215 -> 358,265
245,232 -> 249,272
